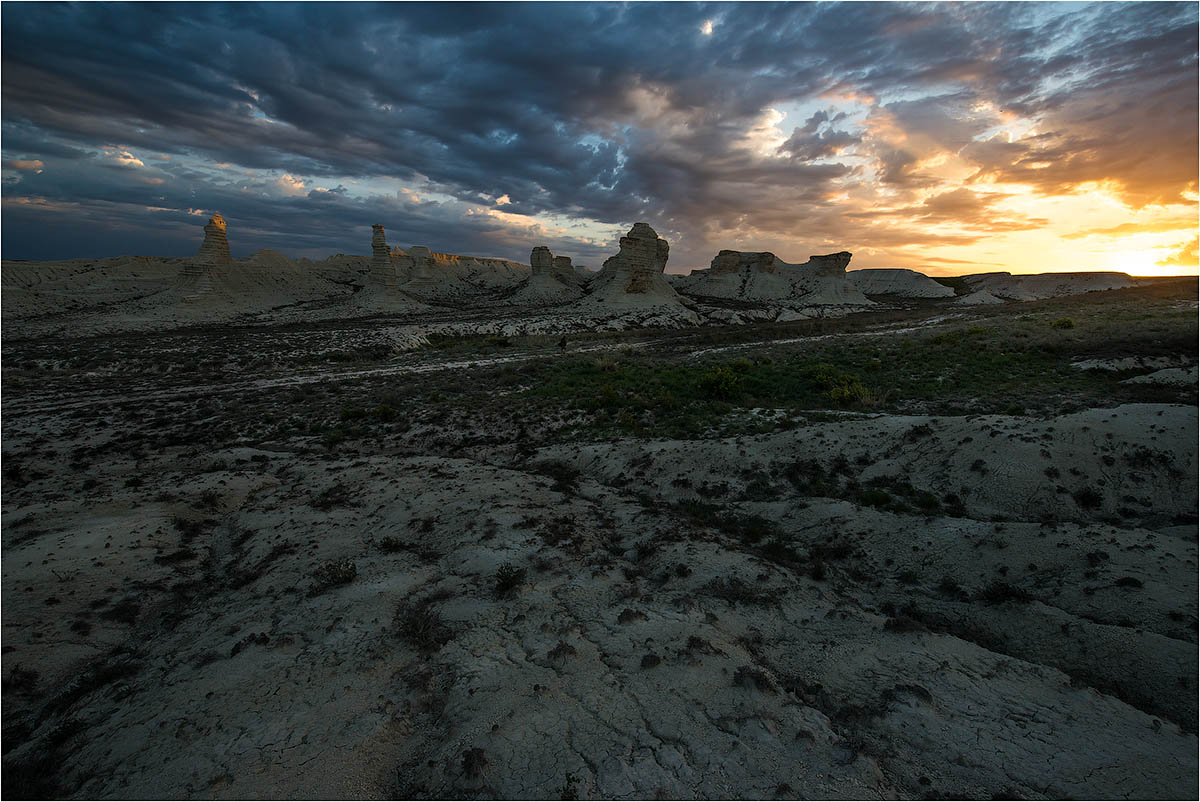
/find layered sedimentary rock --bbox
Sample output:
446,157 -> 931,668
587,223 -> 682,304
244,249 -> 293,269
181,213 -> 233,302
960,271 -> 1135,301
510,246 -> 582,305
395,245 -> 528,302
677,248 -> 870,306
369,224 -> 397,291
552,256 -> 576,283
849,268 -> 956,298
195,214 -> 232,264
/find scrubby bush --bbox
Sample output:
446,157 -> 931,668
494,564 -> 526,597
699,366 -> 742,400
308,559 -> 357,596
395,598 -> 455,651
1050,317 -> 1076,329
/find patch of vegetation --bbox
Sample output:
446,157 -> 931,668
494,563 -> 527,597
395,597 -> 455,651
307,558 -> 357,596
530,459 -> 581,493
1050,317 -> 1076,329
699,365 -> 742,400
975,580 -> 1033,604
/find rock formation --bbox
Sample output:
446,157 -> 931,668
676,248 -> 870,306
181,213 -> 233,303
369,224 -> 397,291
849,268 -> 956,298
195,214 -> 232,264
960,271 -> 1136,301
530,246 -> 555,276
395,245 -> 528,302
587,223 -> 683,305
510,246 -> 583,304
552,256 -> 576,283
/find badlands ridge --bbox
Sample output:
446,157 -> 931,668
2,215 -> 1141,337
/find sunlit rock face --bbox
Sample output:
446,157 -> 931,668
195,214 -> 232,265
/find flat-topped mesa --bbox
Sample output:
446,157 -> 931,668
530,247 -> 579,287
803,251 -> 852,275
710,250 -> 779,275
195,214 -> 232,264
530,246 -> 556,276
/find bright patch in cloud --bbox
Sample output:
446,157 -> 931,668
274,174 -> 306,196
700,19 -> 714,36
5,159 -> 44,172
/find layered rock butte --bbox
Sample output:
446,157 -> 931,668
586,222 -> 683,306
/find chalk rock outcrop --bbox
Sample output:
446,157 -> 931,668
369,224 -> 397,291
849,268 -> 955,298
960,271 -> 1135,300
395,245 -> 528,302
195,214 -> 232,264
553,256 -> 576,282
956,289 -> 1005,305
677,248 -> 870,306
511,246 -> 583,304
586,223 -> 683,306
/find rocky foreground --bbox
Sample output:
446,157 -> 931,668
2,280 -> 1197,799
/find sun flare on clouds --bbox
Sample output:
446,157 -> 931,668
0,2 -> 1194,273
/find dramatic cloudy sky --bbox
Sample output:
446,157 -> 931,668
3,2 -> 1197,275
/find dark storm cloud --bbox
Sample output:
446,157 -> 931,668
2,1 -> 1196,266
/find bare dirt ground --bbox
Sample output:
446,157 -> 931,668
2,279 -> 1197,799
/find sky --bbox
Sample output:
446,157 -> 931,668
2,2 -> 1197,276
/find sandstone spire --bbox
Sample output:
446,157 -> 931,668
195,213 -> 232,264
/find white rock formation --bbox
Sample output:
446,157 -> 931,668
677,249 -> 872,306
960,271 -> 1136,300
849,268 -> 955,298
396,246 -> 528,302
586,223 -> 683,305
369,224 -> 398,292
509,246 -> 583,305
956,289 -> 1006,305
194,214 -> 232,264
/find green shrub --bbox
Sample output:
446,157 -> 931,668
699,366 -> 742,400
1050,317 -> 1075,329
